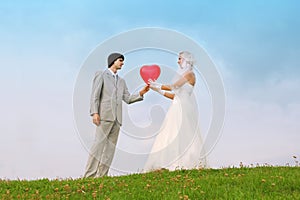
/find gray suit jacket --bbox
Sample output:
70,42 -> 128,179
90,69 -> 143,125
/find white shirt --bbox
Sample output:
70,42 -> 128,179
108,68 -> 117,77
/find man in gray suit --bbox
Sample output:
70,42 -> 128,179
84,53 -> 149,178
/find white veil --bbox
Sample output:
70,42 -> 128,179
172,51 -> 196,87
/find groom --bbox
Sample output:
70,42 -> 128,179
84,53 -> 149,178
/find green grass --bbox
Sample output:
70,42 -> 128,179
1,167 -> 300,199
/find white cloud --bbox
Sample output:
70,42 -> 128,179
208,74 -> 300,168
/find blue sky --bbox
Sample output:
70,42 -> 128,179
1,1 -> 300,179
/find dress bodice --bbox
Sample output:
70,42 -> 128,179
174,82 -> 194,96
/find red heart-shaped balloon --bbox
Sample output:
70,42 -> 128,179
140,65 -> 161,84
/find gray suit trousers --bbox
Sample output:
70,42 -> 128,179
84,120 -> 120,178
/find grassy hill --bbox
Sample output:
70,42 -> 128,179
1,166 -> 299,199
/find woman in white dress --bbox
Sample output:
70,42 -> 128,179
144,51 -> 207,172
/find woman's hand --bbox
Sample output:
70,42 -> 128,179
148,79 -> 162,90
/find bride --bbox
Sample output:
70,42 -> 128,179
143,51 -> 207,171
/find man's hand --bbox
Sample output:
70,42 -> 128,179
139,85 -> 150,96
92,113 -> 100,126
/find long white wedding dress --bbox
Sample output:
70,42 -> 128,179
143,82 -> 207,171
